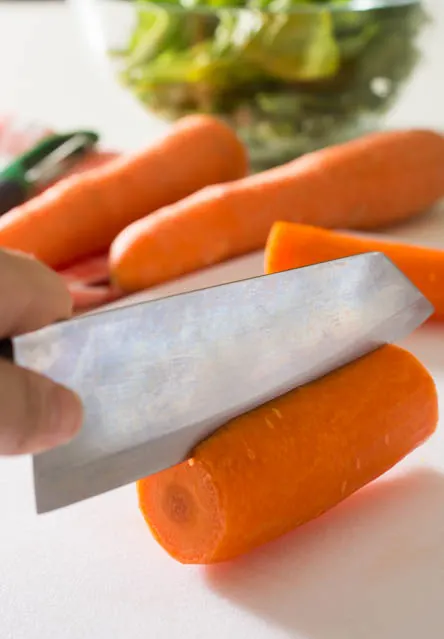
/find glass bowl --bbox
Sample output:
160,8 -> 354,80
70,0 -> 428,171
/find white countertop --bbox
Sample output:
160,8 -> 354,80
1,2 -> 444,638
0,0 -> 169,152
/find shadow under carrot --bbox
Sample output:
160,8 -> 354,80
204,468 -> 444,639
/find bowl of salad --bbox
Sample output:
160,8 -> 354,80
71,0 -> 428,171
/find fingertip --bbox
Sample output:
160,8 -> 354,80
0,361 -> 84,456
0,248 -> 74,336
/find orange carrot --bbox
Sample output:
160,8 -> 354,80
110,129 -> 444,292
0,115 -> 248,268
137,344 -> 437,564
265,221 -> 444,321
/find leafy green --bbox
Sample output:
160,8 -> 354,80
240,12 -> 339,81
112,0 -> 427,170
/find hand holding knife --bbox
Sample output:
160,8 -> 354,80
0,250 -> 83,455
0,249 -> 433,514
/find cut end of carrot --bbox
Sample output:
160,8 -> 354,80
264,221 -> 297,274
137,344 -> 438,565
137,458 -> 224,564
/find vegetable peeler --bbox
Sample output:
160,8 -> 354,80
0,253 -> 434,514
0,130 -> 99,215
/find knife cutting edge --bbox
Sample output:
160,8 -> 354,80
0,252 -> 433,513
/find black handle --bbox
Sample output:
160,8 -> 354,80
0,179 -> 27,216
0,338 -> 14,362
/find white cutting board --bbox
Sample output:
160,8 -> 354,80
1,206 -> 444,639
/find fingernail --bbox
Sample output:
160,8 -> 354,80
48,385 -> 84,446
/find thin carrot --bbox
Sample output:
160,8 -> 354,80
110,129 -> 444,292
0,115 -> 248,268
265,221 -> 444,321
137,344 -> 438,564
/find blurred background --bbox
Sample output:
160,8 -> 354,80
0,0 -> 443,168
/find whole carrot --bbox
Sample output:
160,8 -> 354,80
265,221 -> 444,321
0,115 -> 248,268
110,129 -> 444,292
138,344 -> 437,564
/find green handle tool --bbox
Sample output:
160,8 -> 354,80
0,130 -> 99,216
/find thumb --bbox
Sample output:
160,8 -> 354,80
0,358 -> 83,455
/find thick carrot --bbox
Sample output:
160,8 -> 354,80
110,129 -> 444,292
265,221 -> 444,321
137,344 -> 437,564
0,115 -> 248,268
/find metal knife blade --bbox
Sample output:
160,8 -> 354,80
12,252 -> 433,514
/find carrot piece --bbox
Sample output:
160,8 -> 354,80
110,129 -> 444,292
265,221 -> 444,321
137,344 -> 438,564
0,115 -> 248,268
58,253 -> 110,286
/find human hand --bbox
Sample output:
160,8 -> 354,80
0,249 -> 83,455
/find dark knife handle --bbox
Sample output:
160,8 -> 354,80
0,338 -> 14,362
0,178 -> 27,216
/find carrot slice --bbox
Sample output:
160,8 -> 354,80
137,344 -> 438,564
265,221 -> 444,320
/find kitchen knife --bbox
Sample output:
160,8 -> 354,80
0,252 -> 433,513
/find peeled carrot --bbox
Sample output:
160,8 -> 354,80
265,221 -> 444,321
0,115 -> 248,268
137,344 -> 437,564
110,129 -> 444,292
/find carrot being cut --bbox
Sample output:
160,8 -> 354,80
0,115 -> 248,268
138,344 -> 438,564
110,128 -> 444,292
265,221 -> 444,321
